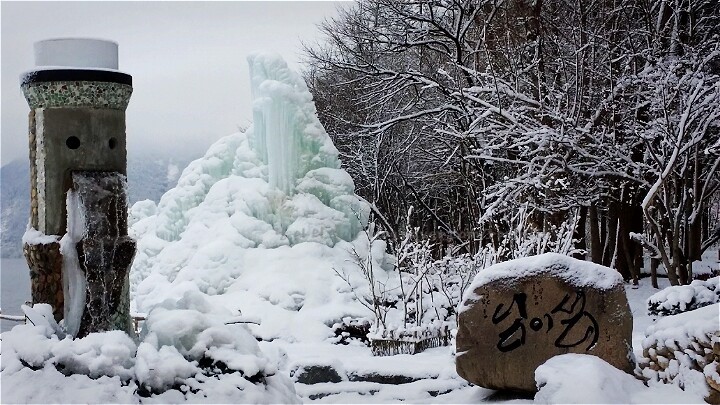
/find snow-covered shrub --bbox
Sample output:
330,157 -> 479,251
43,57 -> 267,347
432,254 -> 479,325
491,204 -> 583,260
335,212 -> 481,355
333,209 -> 482,353
333,220 -> 401,332
647,276 -> 720,317
328,317 -> 371,346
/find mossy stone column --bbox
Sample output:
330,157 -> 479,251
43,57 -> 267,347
21,39 -> 135,336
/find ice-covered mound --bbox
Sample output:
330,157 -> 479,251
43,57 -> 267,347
129,53 -> 390,342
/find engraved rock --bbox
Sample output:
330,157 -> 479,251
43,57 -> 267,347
456,253 -> 634,393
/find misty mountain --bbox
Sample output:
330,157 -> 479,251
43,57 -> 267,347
1,150 -> 197,258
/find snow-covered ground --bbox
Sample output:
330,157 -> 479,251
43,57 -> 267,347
1,277 -> 708,403
1,53 -> 715,403
263,278 -> 704,404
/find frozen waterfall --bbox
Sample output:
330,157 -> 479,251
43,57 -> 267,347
248,53 -> 341,195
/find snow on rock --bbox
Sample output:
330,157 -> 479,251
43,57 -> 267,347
647,276 -> 719,317
21,226 -> 60,245
643,303 -> 718,354
460,252 -> 624,314
456,253 -> 633,393
535,353 -> 703,404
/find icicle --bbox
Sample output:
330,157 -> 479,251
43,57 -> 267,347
60,189 -> 86,337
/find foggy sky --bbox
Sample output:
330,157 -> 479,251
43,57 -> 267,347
1,1 -> 346,165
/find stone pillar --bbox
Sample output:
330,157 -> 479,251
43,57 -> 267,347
21,38 -> 135,336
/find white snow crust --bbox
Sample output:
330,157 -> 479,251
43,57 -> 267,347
2,265 -> 713,403
1,296 -> 300,403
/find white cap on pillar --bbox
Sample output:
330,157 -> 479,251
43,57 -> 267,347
34,38 -> 119,70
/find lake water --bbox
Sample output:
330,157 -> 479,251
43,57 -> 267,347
1,258 -> 31,332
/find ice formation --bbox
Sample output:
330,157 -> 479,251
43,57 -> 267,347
248,53 -> 342,195
130,53 -> 387,342
60,190 -> 87,337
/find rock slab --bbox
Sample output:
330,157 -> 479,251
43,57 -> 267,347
455,253 -> 634,392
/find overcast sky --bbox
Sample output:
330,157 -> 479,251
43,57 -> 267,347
1,1 -> 347,165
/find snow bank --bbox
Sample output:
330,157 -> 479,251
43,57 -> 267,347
535,354 -> 703,403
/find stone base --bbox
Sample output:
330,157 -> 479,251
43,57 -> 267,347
23,242 -> 64,321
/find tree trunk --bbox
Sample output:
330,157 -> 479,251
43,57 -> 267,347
650,257 -> 660,289
573,206 -> 588,260
589,205 -> 602,264
603,203 -> 618,269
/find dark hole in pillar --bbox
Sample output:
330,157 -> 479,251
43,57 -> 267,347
66,136 -> 80,149
108,137 -> 117,149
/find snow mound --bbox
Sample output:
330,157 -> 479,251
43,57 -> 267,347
129,53 -> 389,343
535,354 -> 704,403
1,300 -> 300,404
647,276 -> 719,317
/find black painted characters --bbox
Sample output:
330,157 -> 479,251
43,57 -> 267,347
491,291 -> 600,352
